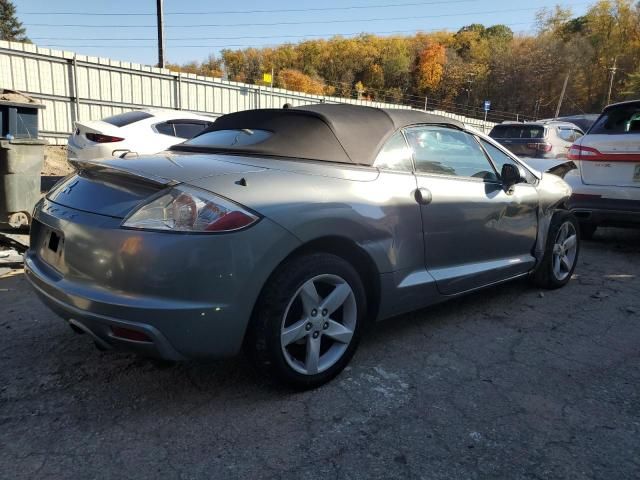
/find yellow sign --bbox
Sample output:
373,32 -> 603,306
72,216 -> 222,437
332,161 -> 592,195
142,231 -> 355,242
263,73 -> 272,84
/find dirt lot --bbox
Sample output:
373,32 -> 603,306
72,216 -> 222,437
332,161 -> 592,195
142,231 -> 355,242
1,228 -> 639,479
42,146 -> 73,177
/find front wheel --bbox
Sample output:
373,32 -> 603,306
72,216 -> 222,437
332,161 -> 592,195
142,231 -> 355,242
532,211 -> 580,289
245,253 -> 366,389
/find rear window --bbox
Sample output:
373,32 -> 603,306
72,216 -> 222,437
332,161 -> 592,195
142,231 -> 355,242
184,129 -> 272,147
174,122 -> 210,139
103,111 -> 154,127
590,104 -> 640,134
489,125 -> 546,139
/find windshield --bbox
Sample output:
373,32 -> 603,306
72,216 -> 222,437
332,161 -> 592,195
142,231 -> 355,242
489,125 -> 546,139
590,104 -> 640,134
183,129 -> 272,147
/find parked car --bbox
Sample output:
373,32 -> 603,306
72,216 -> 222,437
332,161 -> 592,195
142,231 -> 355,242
489,120 -> 584,159
67,109 -> 215,162
565,100 -> 640,238
550,114 -> 600,133
26,104 -> 579,388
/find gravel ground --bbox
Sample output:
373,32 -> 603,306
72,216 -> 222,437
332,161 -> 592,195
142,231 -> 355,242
1,228 -> 639,480
42,146 -> 74,177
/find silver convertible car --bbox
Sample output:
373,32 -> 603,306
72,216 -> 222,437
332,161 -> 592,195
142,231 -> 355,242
26,104 -> 579,388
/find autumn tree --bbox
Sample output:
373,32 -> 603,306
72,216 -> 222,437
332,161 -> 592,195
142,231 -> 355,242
277,69 -> 326,95
171,1 -> 640,119
416,43 -> 446,94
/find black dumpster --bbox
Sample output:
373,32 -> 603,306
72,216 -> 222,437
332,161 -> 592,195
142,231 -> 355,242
0,90 -> 46,229
0,89 -> 44,139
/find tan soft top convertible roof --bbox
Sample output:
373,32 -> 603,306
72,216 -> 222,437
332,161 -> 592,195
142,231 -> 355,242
173,103 -> 464,165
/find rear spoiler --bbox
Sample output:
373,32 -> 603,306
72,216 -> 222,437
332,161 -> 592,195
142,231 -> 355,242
74,160 -> 179,188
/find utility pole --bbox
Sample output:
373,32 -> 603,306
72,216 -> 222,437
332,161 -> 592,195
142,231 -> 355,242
465,72 -> 475,115
555,74 -> 569,119
424,95 -> 428,111
606,56 -> 618,106
156,0 -> 165,68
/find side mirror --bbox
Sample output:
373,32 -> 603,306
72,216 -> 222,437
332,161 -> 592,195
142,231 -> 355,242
501,163 -> 525,191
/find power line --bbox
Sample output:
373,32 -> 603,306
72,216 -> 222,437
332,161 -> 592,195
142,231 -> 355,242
28,22 -> 534,43
19,0 -> 477,16
22,3 -> 589,28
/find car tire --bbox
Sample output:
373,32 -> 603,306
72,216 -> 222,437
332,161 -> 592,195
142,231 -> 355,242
579,222 -> 597,240
531,211 -> 580,289
245,253 -> 366,389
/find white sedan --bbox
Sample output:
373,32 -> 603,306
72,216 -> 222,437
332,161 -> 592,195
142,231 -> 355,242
67,109 -> 216,162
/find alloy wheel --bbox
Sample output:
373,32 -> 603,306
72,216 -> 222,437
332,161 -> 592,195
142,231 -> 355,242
280,274 -> 357,376
552,221 -> 578,281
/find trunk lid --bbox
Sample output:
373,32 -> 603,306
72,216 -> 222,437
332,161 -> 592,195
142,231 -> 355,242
575,134 -> 640,188
72,120 -> 124,149
48,153 -> 267,218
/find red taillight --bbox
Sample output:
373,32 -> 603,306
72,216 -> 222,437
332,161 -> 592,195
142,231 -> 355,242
110,326 -> 152,343
567,144 -> 601,161
86,132 -> 125,143
527,142 -> 552,152
203,210 -> 257,232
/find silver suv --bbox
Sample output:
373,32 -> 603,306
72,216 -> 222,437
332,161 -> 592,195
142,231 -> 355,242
489,121 -> 584,159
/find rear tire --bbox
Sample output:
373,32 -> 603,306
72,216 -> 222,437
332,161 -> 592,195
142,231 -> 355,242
245,253 -> 366,389
532,211 -> 580,289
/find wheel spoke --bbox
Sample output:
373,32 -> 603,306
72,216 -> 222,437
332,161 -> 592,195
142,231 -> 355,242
557,223 -> 568,243
305,335 -> 321,374
553,254 -> 561,276
563,234 -> 577,251
324,320 -> 354,344
299,280 -> 320,314
281,319 -> 309,346
320,283 -> 352,315
561,255 -> 572,271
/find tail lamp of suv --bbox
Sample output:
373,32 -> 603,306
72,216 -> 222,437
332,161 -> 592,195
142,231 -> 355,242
567,145 -> 602,161
527,142 -> 552,152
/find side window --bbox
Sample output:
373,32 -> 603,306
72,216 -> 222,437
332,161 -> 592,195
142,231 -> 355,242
557,128 -> 575,142
404,126 -> 498,181
155,122 -> 176,136
173,122 -> 209,139
373,131 -> 413,171
479,138 -> 517,172
479,138 -> 535,184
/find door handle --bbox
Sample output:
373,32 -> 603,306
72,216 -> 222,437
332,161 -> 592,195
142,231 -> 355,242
415,188 -> 432,205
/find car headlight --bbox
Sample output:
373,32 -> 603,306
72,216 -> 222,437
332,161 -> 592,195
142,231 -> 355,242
122,185 -> 259,233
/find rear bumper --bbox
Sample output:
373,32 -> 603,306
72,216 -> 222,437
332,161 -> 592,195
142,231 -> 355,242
26,257 -> 186,360
66,135 -> 118,162
26,199 -> 301,360
567,194 -> 640,227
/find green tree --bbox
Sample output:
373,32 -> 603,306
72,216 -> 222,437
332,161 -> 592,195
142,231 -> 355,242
0,0 -> 28,42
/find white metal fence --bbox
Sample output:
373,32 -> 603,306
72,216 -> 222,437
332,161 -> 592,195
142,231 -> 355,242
0,41 -> 495,145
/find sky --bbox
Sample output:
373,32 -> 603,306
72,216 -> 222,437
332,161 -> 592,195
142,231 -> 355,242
13,0 -> 592,66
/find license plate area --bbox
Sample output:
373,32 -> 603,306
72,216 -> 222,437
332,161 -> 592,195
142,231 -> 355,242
39,227 -> 65,271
